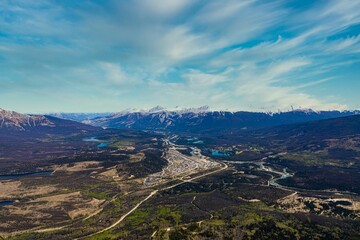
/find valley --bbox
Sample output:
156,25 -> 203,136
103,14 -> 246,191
144,136 -> 221,186
0,109 -> 359,239
2,1 -> 360,239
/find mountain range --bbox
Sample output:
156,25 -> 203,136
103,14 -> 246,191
0,108 -> 54,130
0,108 -> 98,135
3,107 -> 359,133
82,107 -> 359,132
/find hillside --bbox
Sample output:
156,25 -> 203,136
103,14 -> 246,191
0,108 -> 54,130
0,108 -> 99,136
255,114 -> 360,140
86,108 -> 359,132
0,108 -> 100,174
250,115 -> 360,194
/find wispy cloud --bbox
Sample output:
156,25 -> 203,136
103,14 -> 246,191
0,0 -> 359,112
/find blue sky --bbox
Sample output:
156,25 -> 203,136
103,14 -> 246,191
0,0 -> 359,113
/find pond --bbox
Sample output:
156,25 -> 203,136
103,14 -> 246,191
97,142 -> 111,148
83,137 -> 100,142
187,137 -> 198,141
187,137 -> 204,145
211,151 -> 230,157
83,137 -> 111,148
0,171 -> 53,179
0,201 -> 13,206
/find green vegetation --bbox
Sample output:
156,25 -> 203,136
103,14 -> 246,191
2,119 -> 360,240
126,209 -> 149,226
109,140 -> 135,148
83,191 -> 108,199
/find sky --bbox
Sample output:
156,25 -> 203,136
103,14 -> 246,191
0,0 -> 359,113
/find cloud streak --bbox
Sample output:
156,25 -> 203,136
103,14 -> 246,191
0,0 -> 359,112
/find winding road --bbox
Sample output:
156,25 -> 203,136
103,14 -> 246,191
76,137 -> 227,239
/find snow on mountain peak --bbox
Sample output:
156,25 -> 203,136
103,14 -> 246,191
148,106 -> 166,113
176,105 -> 210,114
0,108 -> 54,130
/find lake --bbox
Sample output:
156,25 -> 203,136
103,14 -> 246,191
83,137 -> 100,142
0,201 -> 13,206
83,137 -> 111,148
212,151 -> 230,157
0,171 -> 53,179
97,142 -> 111,148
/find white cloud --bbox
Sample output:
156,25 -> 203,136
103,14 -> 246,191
265,58 -> 311,81
99,62 -> 128,84
140,0 -> 194,18
182,68 -> 232,87
0,0 -> 358,111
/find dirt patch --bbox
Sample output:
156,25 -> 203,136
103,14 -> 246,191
0,181 -> 21,198
3,203 -> 53,219
68,197 -> 105,219
54,161 -> 103,172
329,198 -> 360,211
1,192 -> 105,233
238,196 -> 260,202
129,152 -> 145,162
32,192 -> 105,219
97,168 -> 121,181
32,191 -> 81,203
277,193 -> 360,218
0,180 -> 57,199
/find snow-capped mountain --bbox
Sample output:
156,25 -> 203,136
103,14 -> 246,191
148,106 -> 167,113
0,108 -> 54,130
48,112 -> 114,122
0,108 -> 99,133
85,107 -> 360,132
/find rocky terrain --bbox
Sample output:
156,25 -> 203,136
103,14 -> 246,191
0,108 -> 54,130
82,106 -> 359,132
1,107 -> 360,240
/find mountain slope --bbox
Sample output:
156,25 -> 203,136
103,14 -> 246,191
251,114 -> 360,145
0,108 -> 99,135
0,108 -> 54,130
88,108 -> 359,132
246,115 -> 360,194
48,112 -> 113,122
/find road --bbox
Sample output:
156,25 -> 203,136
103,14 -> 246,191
78,163 -> 227,239
77,137 -> 227,239
225,160 -> 358,195
75,190 -> 158,240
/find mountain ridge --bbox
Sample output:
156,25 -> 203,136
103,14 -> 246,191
0,108 -> 99,134
0,108 -> 55,130
83,108 -> 360,132
7,106 -> 359,133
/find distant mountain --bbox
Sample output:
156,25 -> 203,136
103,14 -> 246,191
48,112 -> 114,122
86,107 -> 359,132
247,114 -> 360,194
0,108 -> 98,134
0,108 -> 54,130
148,105 -> 167,113
253,114 -> 360,142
